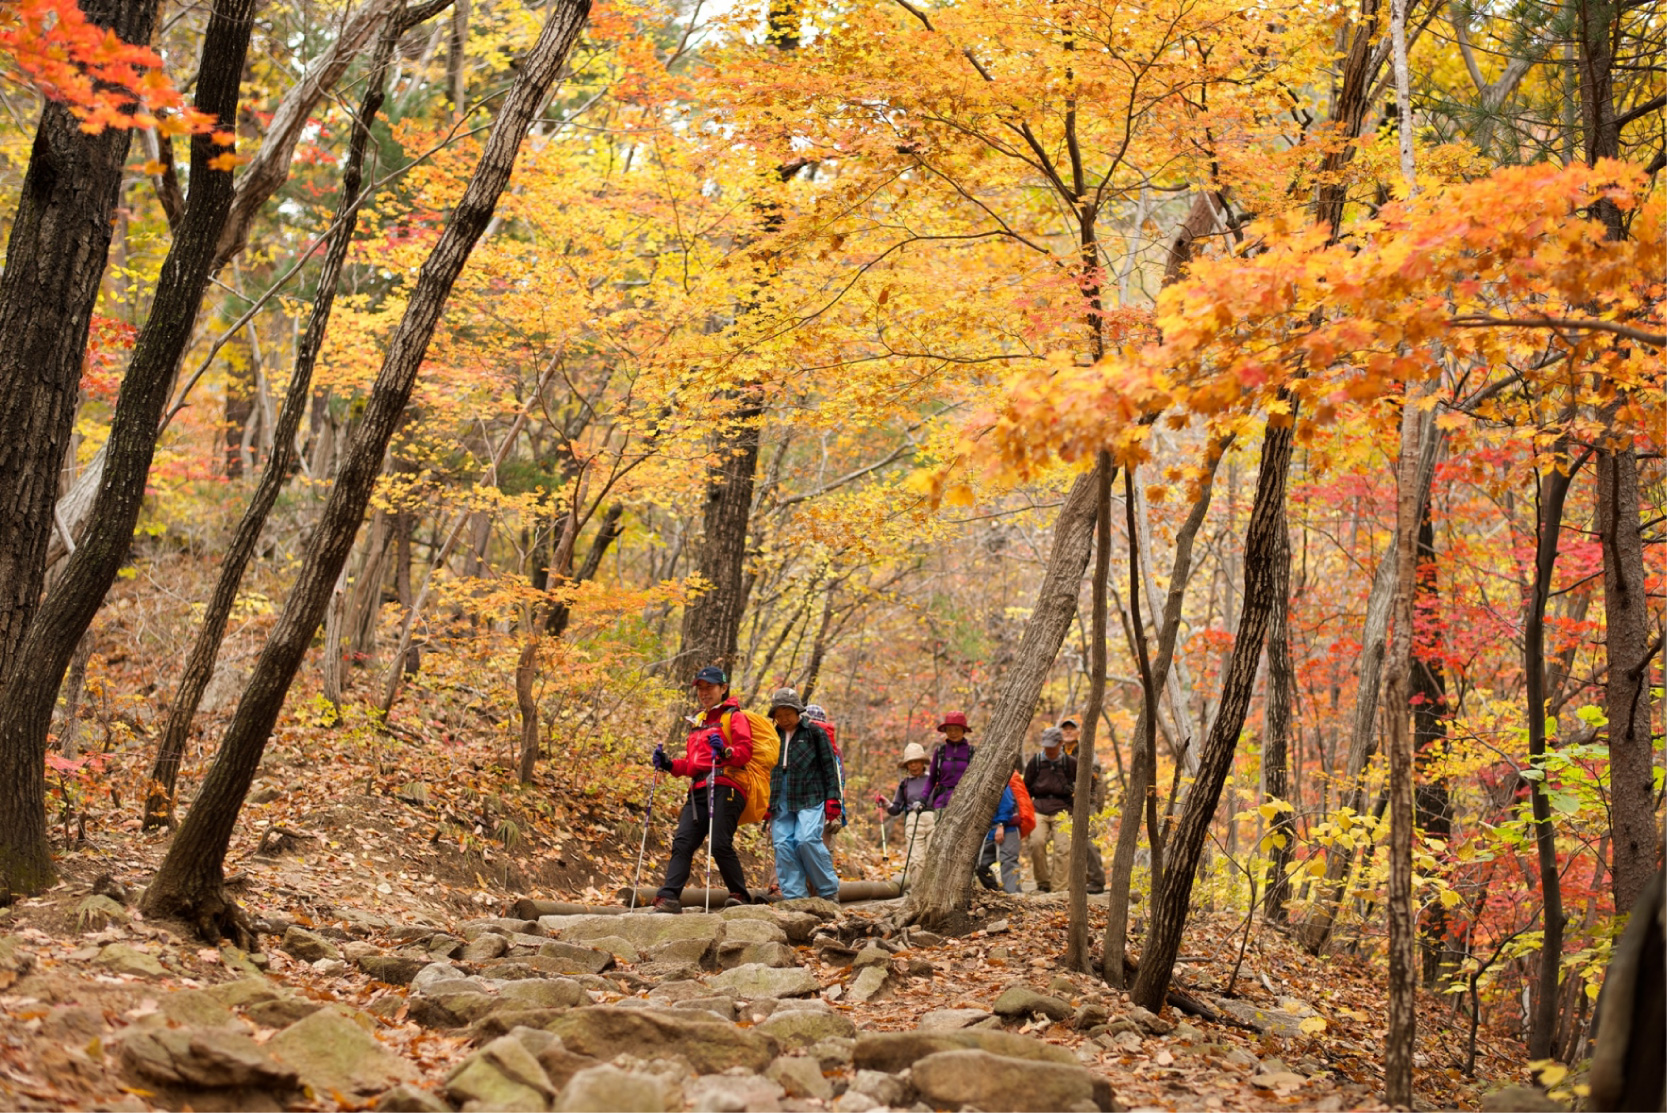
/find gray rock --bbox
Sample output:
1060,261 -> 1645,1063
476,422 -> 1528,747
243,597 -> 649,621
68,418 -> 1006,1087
853,1068 -> 912,1107
807,1037 -> 855,1071
96,943 -> 164,978
768,1055 -> 833,1100
673,996 -> 739,1022
445,1034 -> 556,1111
409,985 -> 500,1028
992,985 -> 1072,1022
846,965 -> 889,1004
1480,1085 -> 1566,1112
501,978 -> 588,1010
648,979 -> 717,1005
152,988 -> 246,1032
910,1049 -> 1105,1112
545,1007 -> 777,1074
773,897 -> 841,920
427,933 -> 465,959
360,953 -> 426,986
375,1083 -> 452,1112
1072,1003 -> 1110,1031
756,1008 -> 857,1048
918,1009 -> 993,1031
313,957 -> 348,976
851,944 -> 890,970
723,918 -> 789,946
281,926 -> 340,963
557,1064 -> 668,1113
907,931 -> 944,948
534,940 -> 615,974
644,936 -> 714,967
463,918 -> 540,940
1214,998 -> 1311,1038
558,913 -> 724,950
575,934 -> 642,964
464,933 -> 510,962
248,995 -> 325,1029
687,1072 -> 785,1112
76,894 -> 129,930
1126,1005 -> 1171,1035
120,1027 -> 299,1089
853,1030 -> 1080,1074
268,1006 -> 419,1095
718,941 -> 800,970
833,1092 -> 879,1112
708,963 -> 819,1000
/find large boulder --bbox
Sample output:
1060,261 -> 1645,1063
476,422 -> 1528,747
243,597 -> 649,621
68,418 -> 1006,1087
722,919 -> 789,946
707,963 -> 819,1000
500,978 -> 588,1010
544,1007 -> 777,1074
909,1049 -> 1106,1112
756,1009 -> 857,1049
556,1064 -> 668,1113
554,913 -> 723,951
445,1034 -> 556,1112
268,1007 -> 418,1096
717,906 -> 818,944
97,943 -> 165,978
852,1030 -> 1079,1074
717,941 -> 799,970
360,954 -> 427,985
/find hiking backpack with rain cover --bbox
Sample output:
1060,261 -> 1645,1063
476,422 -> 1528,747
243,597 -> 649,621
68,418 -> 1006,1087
719,709 -> 780,825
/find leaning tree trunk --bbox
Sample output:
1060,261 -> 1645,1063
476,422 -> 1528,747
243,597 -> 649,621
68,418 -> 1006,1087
139,0 -> 594,941
1104,438 -> 1226,985
1131,400 -> 1296,1011
672,405 -> 763,682
1262,499 -> 1296,923
1064,455 -> 1114,972
1525,446 -> 1579,1059
1599,445 -> 1654,914
905,468 -> 1101,929
0,0 -> 255,900
142,3 -> 427,829
0,0 -> 160,692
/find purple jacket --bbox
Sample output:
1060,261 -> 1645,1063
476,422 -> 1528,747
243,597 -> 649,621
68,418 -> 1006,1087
925,739 -> 975,810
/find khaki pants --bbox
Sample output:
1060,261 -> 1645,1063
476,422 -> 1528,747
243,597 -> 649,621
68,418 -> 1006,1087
896,809 -> 935,886
1028,811 -> 1104,891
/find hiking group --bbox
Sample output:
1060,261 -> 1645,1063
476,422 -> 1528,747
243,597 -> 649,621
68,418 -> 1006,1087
641,666 -> 1103,911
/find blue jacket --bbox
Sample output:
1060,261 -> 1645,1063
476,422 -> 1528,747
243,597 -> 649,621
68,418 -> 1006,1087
985,786 -> 1016,842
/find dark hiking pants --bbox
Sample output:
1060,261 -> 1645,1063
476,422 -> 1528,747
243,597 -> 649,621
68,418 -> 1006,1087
658,783 -> 748,900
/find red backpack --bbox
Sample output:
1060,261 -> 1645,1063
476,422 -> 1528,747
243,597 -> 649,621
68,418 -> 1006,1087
1008,773 -> 1036,838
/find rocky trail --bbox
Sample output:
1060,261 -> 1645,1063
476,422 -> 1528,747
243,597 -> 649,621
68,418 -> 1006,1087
0,845 -> 1530,1113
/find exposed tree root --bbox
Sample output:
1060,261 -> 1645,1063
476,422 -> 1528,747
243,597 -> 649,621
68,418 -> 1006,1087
140,878 -> 256,951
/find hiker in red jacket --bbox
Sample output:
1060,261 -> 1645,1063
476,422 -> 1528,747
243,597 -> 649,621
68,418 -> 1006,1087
649,666 -> 754,912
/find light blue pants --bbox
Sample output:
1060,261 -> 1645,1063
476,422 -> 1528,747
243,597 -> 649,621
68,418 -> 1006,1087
773,806 -> 840,900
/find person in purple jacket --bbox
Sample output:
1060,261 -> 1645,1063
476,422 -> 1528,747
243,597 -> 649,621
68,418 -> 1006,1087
925,711 -> 976,811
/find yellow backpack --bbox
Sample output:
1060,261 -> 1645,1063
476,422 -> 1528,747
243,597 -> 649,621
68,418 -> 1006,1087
719,709 -> 779,825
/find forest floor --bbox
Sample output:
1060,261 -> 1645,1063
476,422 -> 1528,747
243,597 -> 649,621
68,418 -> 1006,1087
1,574 -> 1539,1112
1,729 -> 1537,1113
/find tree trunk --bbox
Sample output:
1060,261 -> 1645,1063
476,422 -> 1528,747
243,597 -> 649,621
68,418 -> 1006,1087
0,0 -> 257,900
1600,446 -> 1654,914
906,468 -> 1100,929
1262,499 -> 1296,923
1065,455 -> 1114,971
672,408 -> 763,683
0,0 -> 160,694
1385,394 -> 1425,1108
143,8 -> 414,828
138,0 -> 593,940
1131,401 -> 1296,1012
1413,497 -> 1454,983
1526,451 -> 1580,1059
348,507 -> 393,661
546,502 -> 625,638
1104,441 -> 1225,984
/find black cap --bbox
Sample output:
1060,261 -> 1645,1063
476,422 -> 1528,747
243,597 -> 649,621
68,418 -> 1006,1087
692,666 -> 727,686
1059,716 -> 1079,728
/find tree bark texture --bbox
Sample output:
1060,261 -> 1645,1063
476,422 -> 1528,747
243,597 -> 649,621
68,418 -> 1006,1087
672,407 -> 763,683
143,7 -> 419,829
1385,396 -> 1425,1108
1525,451 -> 1578,1059
0,0 -> 160,693
1263,500 -> 1296,923
1413,498 -> 1454,982
1131,403 -> 1296,1012
1065,455 -> 1114,972
139,0 -> 594,939
1599,446 -> 1656,915
0,0 -> 255,900
1104,441 -> 1225,985
905,468 -> 1100,929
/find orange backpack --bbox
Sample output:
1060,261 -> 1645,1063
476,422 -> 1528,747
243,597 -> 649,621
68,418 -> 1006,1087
1009,773 -> 1036,839
719,709 -> 780,825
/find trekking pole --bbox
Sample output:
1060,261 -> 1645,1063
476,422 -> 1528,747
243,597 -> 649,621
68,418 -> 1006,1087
705,732 -> 721,913
629,769 -> 661,910
900,806 -> 920,890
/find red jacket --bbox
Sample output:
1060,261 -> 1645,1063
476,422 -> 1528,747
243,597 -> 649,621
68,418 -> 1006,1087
671,697 -> 754,793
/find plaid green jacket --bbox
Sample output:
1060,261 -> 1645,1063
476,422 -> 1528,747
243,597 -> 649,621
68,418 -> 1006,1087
769,720 -> 841,815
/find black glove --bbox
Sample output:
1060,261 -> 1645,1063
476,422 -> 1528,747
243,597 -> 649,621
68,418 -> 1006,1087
652,744 -> 673,773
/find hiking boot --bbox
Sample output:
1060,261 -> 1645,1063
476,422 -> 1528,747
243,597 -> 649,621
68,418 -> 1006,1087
975,869 -> 999,891
1087,885 -> 1106,895
651,896 -> 682,914
724,892 -> 749,908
